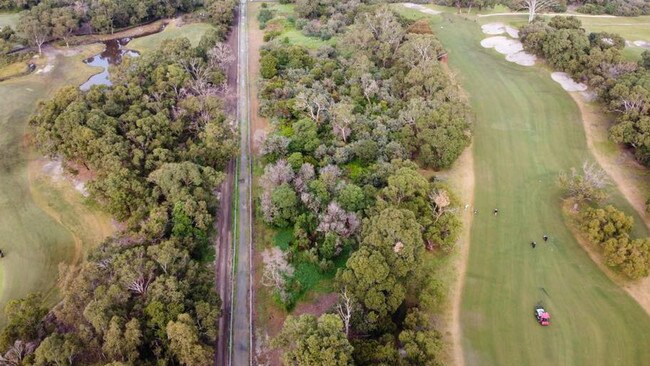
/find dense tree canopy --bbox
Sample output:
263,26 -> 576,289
12,0 -> 236,53
261,7 -> 469,365
273,314 -> 354,366
580,205 -> 650,279
1,28 -> 237,364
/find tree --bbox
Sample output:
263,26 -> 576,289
270,183 -> 300,227
167,314 -> 212,366
580,204 -> 633,243
33,333 -> 81,366
557,161 -> 610,203
337,246 -> 404,331
516,0 -> 559,22
260,54 -> 278,79
0,293 -> 47,350
273,314 -> 353,366
51,7 -> 78,47
335,287 -> 355,337
261,247 -> 295,304
398,308 -> 442,366
17,6 -> 51,54
90,0 -> 118,34
0,340 -> 36,366
331,102 -> 355,143
337,184 -> 365,212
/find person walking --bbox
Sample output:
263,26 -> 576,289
531,241 -> 536,249
494,208 -> 498,216
543,235 -> 548,242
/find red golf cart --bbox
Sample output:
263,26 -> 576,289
535,305 -> 550,326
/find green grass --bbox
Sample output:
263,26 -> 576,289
273,227 -> 293,251
127,22 -> 215,53
0,45 -> 110,322
257,3 -> 335,49
0,11 -> 20,29
394,8 -> 650,365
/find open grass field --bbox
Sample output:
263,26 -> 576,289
126,22 -> 215,53
0,45 -> 112,321
395,7 -> 650,365
258,3 -> 334,49
0,11 -> 20,29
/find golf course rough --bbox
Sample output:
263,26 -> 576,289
408,12 -> 650,366
0,47 -> 106,321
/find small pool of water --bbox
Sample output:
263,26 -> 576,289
80,38 -> 139,90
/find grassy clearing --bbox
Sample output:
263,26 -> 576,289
394,8 -> 650,365
257,3 -> 334,49
127,22 -> 215,53
0,44 -> 110,321
0,61 -> 27,80
0,11 -> 20,29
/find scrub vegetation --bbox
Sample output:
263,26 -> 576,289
256,4 -> 472,364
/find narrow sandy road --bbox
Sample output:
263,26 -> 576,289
215,4 -> 243,365
215,161 -> 235,366
230,0 -> 253,364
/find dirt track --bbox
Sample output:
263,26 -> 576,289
215,5 -> 241,366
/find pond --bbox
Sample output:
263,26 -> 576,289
80,38 -> 139,90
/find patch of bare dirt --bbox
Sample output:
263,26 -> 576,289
445,146 -> 474,366
248,3 -> 270,155
570,92 -> 650,230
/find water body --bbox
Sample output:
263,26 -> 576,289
80,38 -> 139,90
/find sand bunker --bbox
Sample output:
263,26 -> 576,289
505,26 -> 519,38
633,40 -> 650,48
403,3 -> 442,15
506,51 -> 536,66
481,23 -> 519,38
551,72 -> 588,92
480,24 -> 532,66
480,36 -> 508,48
35,64 -> 54,74
481,23 -> 505,35
481,37 -> 523,55
494,39 -> 523,54
41,159 -> 89,196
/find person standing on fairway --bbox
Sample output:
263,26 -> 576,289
543,235 -> 548,242
531,241 -> 536,249
494,208 -> 498,216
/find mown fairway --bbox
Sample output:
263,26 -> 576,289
425,14 -> 650,366
0,47 -> 108,317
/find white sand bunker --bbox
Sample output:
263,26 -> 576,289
42,160 -> 64,180
403,3 -> 441,15
551,72 -> 587,92
480,36 -> 508,48
481,23 -> 506,35
481,36 -> 524,54
633,40 -> 650,48
481,36 -> 535,66
505,26 -> 519,38
506,51 -> 536,66
494,39 -> 523,54
35,64 -> 54,74
41,159 -> 89,196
